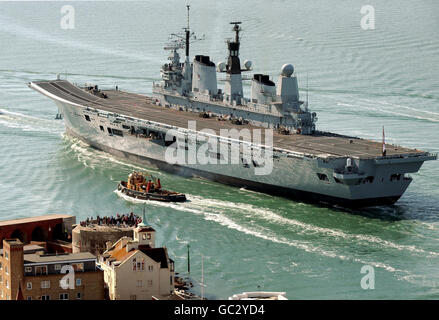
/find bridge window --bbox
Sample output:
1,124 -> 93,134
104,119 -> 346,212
317,173 -> 329,182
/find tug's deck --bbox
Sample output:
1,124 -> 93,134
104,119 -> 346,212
33,80 -> 425,159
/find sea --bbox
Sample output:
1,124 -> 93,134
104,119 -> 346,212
0,0 -> 438,299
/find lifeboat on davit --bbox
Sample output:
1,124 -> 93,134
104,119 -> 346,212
117,171 -> 186,202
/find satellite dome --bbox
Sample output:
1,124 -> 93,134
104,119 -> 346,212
281,64 -> 294,77
217,61 -> 226,72
243,60 -> 252,70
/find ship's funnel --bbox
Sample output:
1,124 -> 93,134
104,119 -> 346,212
192,55 -> 217,96
251,74 -> 276,105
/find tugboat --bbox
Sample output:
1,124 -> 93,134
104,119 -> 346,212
117,171 -> 186,202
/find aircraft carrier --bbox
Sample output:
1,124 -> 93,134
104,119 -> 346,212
29,9 -> 436,207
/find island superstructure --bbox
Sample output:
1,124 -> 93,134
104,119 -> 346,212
29,8 -> 436,207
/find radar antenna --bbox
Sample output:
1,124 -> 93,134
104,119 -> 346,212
230,21 -> 242,43
164,5 -> 205,57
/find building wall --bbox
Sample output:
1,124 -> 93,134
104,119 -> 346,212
22,270 -> 105,300
1,239 -> 104,300
0,240 -> 24,300
0,216 -> 76,247
72,227 -> 133,256
102,250 -> 174,300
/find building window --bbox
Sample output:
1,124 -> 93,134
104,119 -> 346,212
25,266 -> 32,273
130,295 -> 137,300
5,252 -> 8,259
0,262 -> 2,270
142,233 -> 147,240
41,280 -> 50,289
76,278 -> 82,287
5,266 -> 8,275
141,259 -> 145,271
27,296 -> 32,301
148,265 -> 153,272
54,264 -> 62,271
132,258 -> 137,271
0,275 -> 2,283
35,266 -> 47,276
72,263 -> 84,272
136,280 -> 142,287
76,292 -> 81,300
147,280 -> 153,287
5,279 -> 9,289
170,276 -> 173,286
26,282 -> 32,290
59,293 -> 69,300
41,295 -> 50,300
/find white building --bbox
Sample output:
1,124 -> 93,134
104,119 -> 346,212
98,218 -> 174,300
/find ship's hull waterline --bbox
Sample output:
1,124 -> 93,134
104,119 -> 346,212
28,80 -> 435,208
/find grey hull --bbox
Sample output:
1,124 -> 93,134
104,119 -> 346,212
66,128 -> 400,208
29,80 -> 437,208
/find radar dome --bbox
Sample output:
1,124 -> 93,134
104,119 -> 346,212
217,61 -> 226,72
281,64 -> 294,77
243,60 -> 252,70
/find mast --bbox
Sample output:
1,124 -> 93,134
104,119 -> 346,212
306,72 -> 309,112
185,5 -> 190,57
224,22 -> 244,105
227,22 -> 242,75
